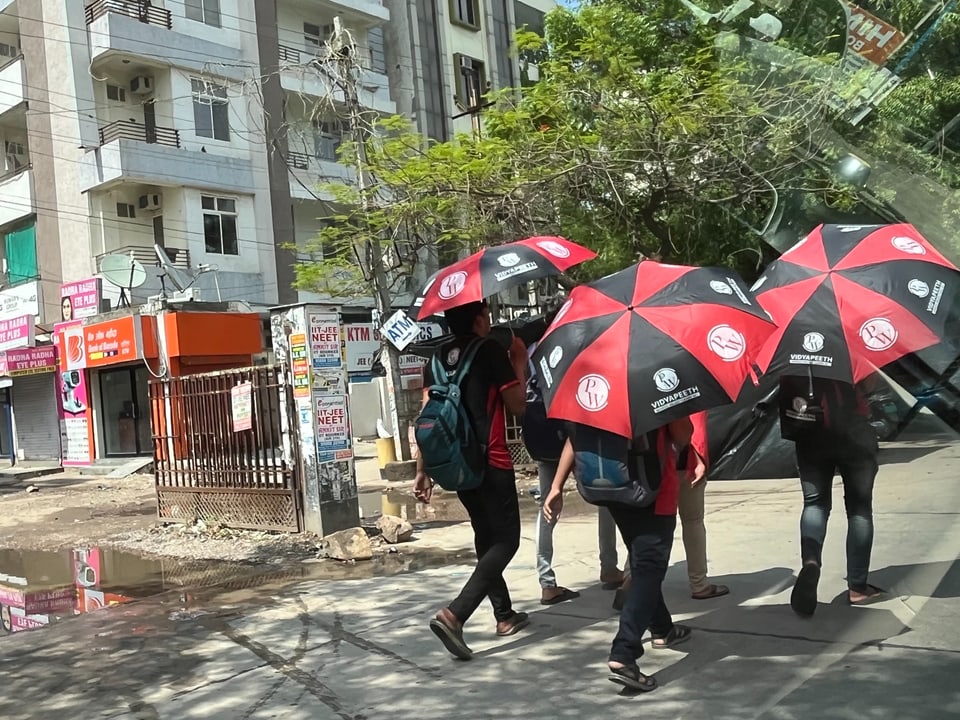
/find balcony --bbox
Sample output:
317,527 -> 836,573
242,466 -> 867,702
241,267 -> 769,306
0,166 -> 32,227
278,47 -> 394,115
80,121 -> 254,194
85,0 -> 172,29
95,245 -> 191,271
86,3 -> 245,80
286,150 -> 354,201
98,119 -> 180,148
0,55 -> 23,117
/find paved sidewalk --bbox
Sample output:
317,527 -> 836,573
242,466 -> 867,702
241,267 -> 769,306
2,436 -> 959,719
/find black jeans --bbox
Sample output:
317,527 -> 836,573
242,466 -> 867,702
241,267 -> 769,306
607,503 -> 676,665
795,422 -> 879,591
449,465 -> 521,624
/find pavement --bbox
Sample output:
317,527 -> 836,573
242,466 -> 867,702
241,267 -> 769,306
2,431 -> 960,719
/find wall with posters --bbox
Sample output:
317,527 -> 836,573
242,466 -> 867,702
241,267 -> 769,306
271,304 -> 359,536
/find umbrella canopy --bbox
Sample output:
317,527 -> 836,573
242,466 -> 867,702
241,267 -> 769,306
754,223 -> 960,384
531,261 -> 777,438
412,236 -> 596,320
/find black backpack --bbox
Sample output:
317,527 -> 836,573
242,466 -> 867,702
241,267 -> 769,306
571,425 -> 663,509
521,367 -> 567,463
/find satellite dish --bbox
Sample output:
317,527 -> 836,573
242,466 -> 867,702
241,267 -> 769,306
154,244 -> 196,294
100,252 -> 147,308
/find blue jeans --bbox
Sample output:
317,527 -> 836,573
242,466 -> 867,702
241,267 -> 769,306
795,422 -> 879,591
536,460 -> 619,588
606,504 -> 676,665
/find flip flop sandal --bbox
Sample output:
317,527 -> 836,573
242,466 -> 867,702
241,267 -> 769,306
496,611 -> 530,637
691,584 -> 730,600
848,584 -> 888,606
429,618 -> 473,661
650,624 -> 692,650
608,663 -> 658,692
540,587 -> 581,606
790,564 -> 821,618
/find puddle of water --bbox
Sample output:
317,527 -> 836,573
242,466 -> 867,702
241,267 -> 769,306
0,543 -> 473,641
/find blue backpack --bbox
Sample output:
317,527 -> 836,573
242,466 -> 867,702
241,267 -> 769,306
414,339 -> 486,491
571,425 -> 662,508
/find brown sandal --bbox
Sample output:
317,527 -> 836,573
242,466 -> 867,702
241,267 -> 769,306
691,584 -> 730,600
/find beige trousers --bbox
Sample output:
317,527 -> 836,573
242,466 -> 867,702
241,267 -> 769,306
678,479 -> 709,593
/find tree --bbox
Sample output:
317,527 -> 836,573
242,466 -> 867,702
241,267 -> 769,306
293,0 -> 960,298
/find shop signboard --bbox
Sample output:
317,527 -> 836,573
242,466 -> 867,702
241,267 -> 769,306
83,315 -> 143,368
0,345 -> 56,377
0,313 -> 34,351
0,280 -> 40,320
59,278 -> 103,321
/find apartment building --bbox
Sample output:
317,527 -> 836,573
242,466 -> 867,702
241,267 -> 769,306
385,0 -> 554,142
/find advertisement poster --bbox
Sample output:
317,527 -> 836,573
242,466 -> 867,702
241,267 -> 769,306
231,382 -> 253,432
54,321 -> 94,466
59,278 -> 102,321
309,312 -> 343,370
315,393 -> 351,458
0,314 -> 34,351
290,333 -> 310,399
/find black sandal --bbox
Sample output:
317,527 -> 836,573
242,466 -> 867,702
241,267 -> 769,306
650,624 -> 692,650
608,663 -> 657,692
790,564 -> 821,618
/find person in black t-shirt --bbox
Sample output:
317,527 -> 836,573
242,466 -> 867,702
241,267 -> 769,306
414,300 -> 529,660
779,374 -> 886,617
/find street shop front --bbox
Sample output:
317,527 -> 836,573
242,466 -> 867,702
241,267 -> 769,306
55,309 -> 263,466
0,345 -> 60,462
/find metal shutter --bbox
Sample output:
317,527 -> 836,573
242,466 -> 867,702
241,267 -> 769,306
14,372 -> 61,461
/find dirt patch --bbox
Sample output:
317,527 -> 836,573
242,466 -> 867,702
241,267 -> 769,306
0,474 -> 156,551
0,474 -> 322,563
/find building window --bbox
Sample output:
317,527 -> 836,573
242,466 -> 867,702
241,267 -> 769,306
116,203 -> 136,218
304,22 -> 333,55
4,141 -> 25,173
192,78 -> 230,141
185,0 -> 221,27
367,27 -> 387,73
454,54 -> 485,108
313,120 -> 344,161
201,195 -> 239,255
106,84 -> 127,102
450,0 -> 480,29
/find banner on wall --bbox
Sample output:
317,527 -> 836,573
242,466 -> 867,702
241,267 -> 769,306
54,320 -> 94,466
59,278 -> 103,321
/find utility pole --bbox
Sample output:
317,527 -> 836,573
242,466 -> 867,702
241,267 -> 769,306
331,18 -> 413,461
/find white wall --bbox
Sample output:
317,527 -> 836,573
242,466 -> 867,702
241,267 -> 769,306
0,168 -> 31,227
0,57 -> 24,116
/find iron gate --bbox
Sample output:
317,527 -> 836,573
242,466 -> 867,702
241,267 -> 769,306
150,365 -> 303,532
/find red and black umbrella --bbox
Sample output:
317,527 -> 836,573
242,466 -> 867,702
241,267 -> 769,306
530,261 -> 777,438
413,236 -> 596,320
754,223 -> 960,383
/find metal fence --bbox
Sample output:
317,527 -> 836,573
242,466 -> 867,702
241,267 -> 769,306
150,366 -> 302,532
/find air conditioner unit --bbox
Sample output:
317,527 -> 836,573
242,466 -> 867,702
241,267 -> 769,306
138,193 -> 162,211
129,75 -> 154,95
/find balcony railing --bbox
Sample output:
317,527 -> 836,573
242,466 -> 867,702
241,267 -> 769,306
85,0 -> 173,29
96,245 -> 191,271
287,150 -> 310,170
98,120 -> 180,149
278,44 -> 383,73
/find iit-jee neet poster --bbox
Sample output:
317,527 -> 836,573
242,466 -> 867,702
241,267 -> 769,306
309,313 -> 343,370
